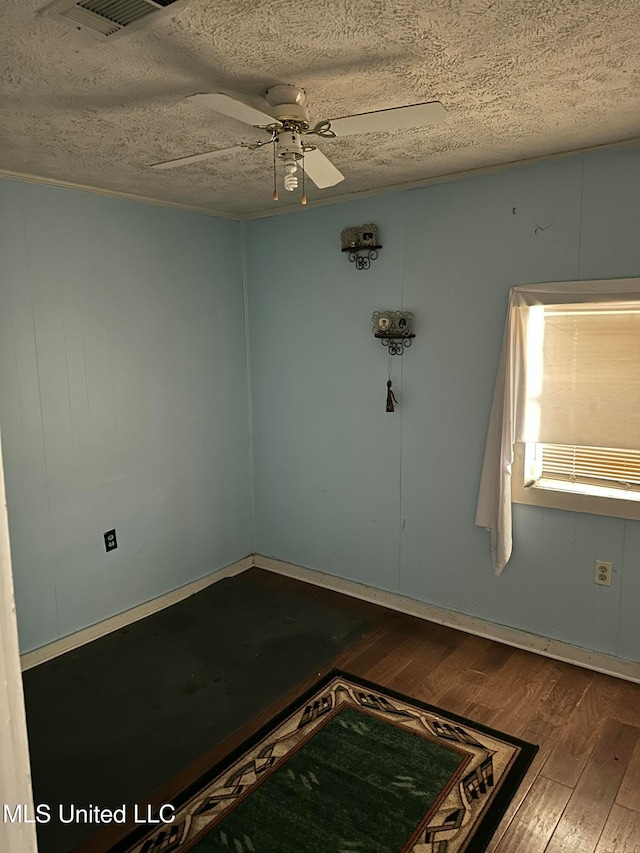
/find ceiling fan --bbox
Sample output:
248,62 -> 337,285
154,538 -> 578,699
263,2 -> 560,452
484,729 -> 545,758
151,85 -> 447,203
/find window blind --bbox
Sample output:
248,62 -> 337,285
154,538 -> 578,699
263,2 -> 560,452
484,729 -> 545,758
533,304 -> 640,450
540,444 -> 640,492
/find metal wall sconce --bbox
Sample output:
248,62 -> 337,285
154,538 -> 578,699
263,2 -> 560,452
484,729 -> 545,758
372,310 -> 414,412
341,224 -> 382,270
372,311 -> 415,355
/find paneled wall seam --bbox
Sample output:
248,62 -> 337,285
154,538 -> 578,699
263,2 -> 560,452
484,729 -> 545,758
240,221 -> 256,551
576,154 -> 586,279
398,192 -> 407,592
618,520 -> 628,657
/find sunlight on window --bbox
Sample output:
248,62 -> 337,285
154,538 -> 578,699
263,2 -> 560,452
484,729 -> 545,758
522,442 -> 542,485
523,305 -> 544,440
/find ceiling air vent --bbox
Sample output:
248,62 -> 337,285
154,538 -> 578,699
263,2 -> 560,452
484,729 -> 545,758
44,0 -> 189,41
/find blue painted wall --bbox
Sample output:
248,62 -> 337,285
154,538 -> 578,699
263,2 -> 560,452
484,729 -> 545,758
245,146 -> 640,663
0,180 -> 252,653
4,147 -> 639,663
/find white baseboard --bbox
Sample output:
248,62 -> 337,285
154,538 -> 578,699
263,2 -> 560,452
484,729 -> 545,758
21,552 -> 640,684
254,554 -> 640,685
19,556 -> 253,672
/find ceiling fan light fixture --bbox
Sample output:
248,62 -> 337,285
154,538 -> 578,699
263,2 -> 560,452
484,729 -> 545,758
276,131 -> 305,195
283,158 -> 298,192
276,131 -> 304,161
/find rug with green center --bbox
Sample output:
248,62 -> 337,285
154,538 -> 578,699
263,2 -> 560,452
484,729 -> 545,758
114,671 -> 537,853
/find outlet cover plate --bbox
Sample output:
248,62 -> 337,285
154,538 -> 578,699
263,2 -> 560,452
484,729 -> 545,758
104,529 -> 118,553
595,560 -> 612,586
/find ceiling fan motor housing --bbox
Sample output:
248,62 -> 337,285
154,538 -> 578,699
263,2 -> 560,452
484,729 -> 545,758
266,84 -> 310,127
268,103 -> 310,127
265,84 -> 306,105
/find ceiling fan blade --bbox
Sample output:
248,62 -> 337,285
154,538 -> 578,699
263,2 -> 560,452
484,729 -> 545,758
302,147 -> 345,189
329,101 -> 447,137
186,93 -> 278,127
150,145 -> 243,170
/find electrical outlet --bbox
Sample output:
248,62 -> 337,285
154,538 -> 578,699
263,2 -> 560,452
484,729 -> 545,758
594,560 -> 612,586
104,529 -> 118,553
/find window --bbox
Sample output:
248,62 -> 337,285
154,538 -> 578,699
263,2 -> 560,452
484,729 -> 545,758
512,302 -> 640,521
476,278 -> 640,573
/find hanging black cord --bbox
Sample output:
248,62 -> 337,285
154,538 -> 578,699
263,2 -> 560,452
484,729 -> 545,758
301,152 -> 307,205
272,140 -> 278,201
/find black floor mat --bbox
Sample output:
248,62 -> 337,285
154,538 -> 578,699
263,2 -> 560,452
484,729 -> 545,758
22,569 -> 370,853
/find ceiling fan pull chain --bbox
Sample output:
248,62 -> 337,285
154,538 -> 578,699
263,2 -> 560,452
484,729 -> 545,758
301,155 -> 307,205
272,141 -> 278,201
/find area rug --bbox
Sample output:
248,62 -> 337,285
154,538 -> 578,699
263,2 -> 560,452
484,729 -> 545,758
112,671 -> 537,853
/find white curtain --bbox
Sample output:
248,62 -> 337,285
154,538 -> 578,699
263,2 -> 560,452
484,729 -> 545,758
475,278 -> 640,575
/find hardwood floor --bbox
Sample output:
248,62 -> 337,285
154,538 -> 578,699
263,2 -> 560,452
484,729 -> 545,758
76,570 -> 640,853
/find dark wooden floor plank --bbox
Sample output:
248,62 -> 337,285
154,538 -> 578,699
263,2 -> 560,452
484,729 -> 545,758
363,625 -> 449,685
435,677 -> 488,716
527,665 -> 593,738
470,640 -> 515,676
610,679 -> 640,726
493,775 -> 572,853
384,636 -> 463,697
410,631 -> 492,704
485,726 -> 559,853
594,804 -> 640,853
332,617 -> 407,677
542,672 -> 624,788
460,700 -> 497,727
545,720 -> 640,853
472,647 -> 560,737
415,638 -> 510,716
616,737 -> 640,813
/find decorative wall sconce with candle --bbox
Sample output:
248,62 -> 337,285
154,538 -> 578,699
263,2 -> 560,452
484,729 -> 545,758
341,224 -> 381,270
372,311 -> 415,354
372,311 -> 415,411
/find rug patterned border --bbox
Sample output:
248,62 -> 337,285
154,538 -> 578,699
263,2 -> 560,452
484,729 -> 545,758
114,670 -> 538,853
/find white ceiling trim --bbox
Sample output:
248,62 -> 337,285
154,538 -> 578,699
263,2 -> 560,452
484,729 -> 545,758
0,167 -> 241,221
3,136 -> 639,223
243,136 -> 640,221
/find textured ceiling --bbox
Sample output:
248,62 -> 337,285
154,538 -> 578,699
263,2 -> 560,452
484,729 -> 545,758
1,0 -> 639,218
